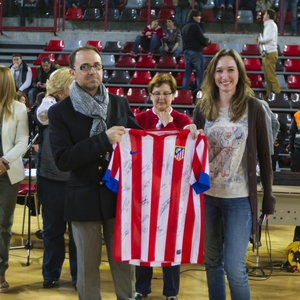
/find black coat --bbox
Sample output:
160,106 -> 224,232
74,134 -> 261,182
48,93 -> 141,221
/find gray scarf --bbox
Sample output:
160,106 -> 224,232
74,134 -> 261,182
70,81 -> 109,137
13,64 -> 23,89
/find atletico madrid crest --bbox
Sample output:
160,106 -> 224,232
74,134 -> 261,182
174,146 -> 185,161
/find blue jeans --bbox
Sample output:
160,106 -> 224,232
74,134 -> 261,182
135,265 -> 180,296
175,6 -> 189,27
132,34 -> 161,53
204,195 -> 252,300
37,176 -> 77,283
182,50 -> 204,91
28,87 -> 45,106
278,0 -> 298,34
217,0 -> 234,6
158,45 -> 182,59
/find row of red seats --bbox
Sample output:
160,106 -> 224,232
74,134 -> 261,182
249,73 -> 300,90
44,39 -> 300,57
33,50 -> 300,76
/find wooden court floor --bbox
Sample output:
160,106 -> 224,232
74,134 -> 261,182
2,204 -> 300,299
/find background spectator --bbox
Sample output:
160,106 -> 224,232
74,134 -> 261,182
159,16 -> 182,59
181,9 -> 211,93
173,0 -> 191,29
288,110 -> 300,242
128,16 -> 163,58
0,65 -> 29,294
217,0 -> 234,10
35,68 -> 77,289
10,53 -> 32,95
28,57 -> 59,106
256,9 -> 280,100
256,0 -> 275,13
278,0 -> 298,35
17,91 -> 31,112
66,0 -> 89,9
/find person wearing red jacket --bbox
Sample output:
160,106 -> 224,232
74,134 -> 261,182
128,16 -> 163,58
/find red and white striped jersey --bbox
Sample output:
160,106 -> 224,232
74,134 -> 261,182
103,128 -> 210,266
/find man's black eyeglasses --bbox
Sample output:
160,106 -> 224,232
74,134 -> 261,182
72,63 -> 103,71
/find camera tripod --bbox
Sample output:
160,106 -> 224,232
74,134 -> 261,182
10,133 -> 42,266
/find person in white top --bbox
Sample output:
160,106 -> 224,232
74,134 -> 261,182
0,66 -> 29,293
255,9 -> 280,100
9,54 -> 32,95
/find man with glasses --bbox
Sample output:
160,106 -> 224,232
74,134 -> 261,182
181,9 -> 211,93
48,45 -> 141,300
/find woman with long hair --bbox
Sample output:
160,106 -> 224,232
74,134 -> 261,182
193,49 -> 275,300
35,68 -> 77,289
0,65 -> 29,293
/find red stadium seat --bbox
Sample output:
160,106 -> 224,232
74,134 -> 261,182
130,71 -> 152,84
177,56 -> 185,69
241,44 -> 261,56
126,88 -> 148,103
283,44 -> 300,56
284,59 -> 300,72
33,53 -> 55,66
65,8 -> 83,20
107,87 -> 125,97
18,183 -> 40,234
31,67 -> 37,79
115,55 -> 136,67
203,43 -> 220,55
55,53 -> 70,66
161,0 -> 174,8
248,74 -> 263,88
135,56 -> 156,68
158,8 -> 175,22
202,9 -> 214,23
288,75 -> 300,89
173,90 -> 193,105
121,41 -> 142,53
175,72 -> 195,85
44,39 -> 65,51
138,8 -> 156,22
243,58 -> 262,71
156,56 -> 177,69
86,40 -> 103,51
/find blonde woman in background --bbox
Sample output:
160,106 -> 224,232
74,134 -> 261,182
35,68 -> 78,289
0,65 -> 29,293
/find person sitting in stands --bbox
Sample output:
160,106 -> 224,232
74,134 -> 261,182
173,0 -> 191,29
217,0 -> 234,10
66,0 -> 89,9
28,57 -> 58,106
17,91 -> 31,112
10,53 -> 32,95
256,0 -> 275,13
159,16 -> 182,59
128,16 -> 163,58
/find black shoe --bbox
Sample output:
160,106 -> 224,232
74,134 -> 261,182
135,294 -> 147,299
35,229 -> 43,239
43,279 -> 57,288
